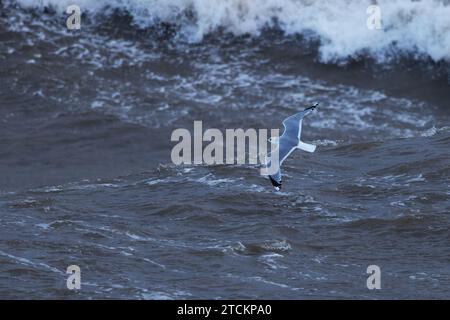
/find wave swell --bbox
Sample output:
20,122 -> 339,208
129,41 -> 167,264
12,0 -> 450,64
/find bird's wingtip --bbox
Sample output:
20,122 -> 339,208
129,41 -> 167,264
304,102 -> 319,111
269,175 -> 282,190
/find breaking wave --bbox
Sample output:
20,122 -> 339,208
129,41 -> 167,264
12,0 -> 450,63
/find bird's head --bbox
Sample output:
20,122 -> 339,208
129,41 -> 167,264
268,137 -> 279,144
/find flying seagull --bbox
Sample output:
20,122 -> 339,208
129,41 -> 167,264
264,103 -> 318,190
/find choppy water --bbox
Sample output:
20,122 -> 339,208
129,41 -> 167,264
0,1 -> 449,299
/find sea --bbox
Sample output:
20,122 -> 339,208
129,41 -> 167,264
0,0 -> 449,299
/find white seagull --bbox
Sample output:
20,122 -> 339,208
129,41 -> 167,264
265,103 -> 318,190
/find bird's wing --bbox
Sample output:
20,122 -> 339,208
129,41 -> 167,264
278,135 -> 298,165
269,171 -> 282,189
265,144 -> 282,188
281,103 -> 318,142
265,136 -> 296,188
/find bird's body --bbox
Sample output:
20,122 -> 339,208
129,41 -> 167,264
265,103 -> 318,190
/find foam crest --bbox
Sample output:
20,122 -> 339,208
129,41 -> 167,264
13,0 -> 450,62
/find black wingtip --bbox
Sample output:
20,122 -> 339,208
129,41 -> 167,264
305,102 -> 319,111
269,175 -> 282,190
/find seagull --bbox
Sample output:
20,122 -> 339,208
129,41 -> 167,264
264,103 -> 318,190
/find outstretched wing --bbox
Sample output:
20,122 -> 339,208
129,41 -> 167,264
264,144 -> 282,188
281,103 -> 318,144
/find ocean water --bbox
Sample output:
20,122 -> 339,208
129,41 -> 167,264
0,0 -> 449,299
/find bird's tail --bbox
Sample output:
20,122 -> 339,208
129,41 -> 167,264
297,141 -> 316,153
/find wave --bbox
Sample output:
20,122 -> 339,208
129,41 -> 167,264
12,0 -> 450,64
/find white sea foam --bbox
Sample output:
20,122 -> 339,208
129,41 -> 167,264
14,0 -> 450,63
0,250 -> 63,274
